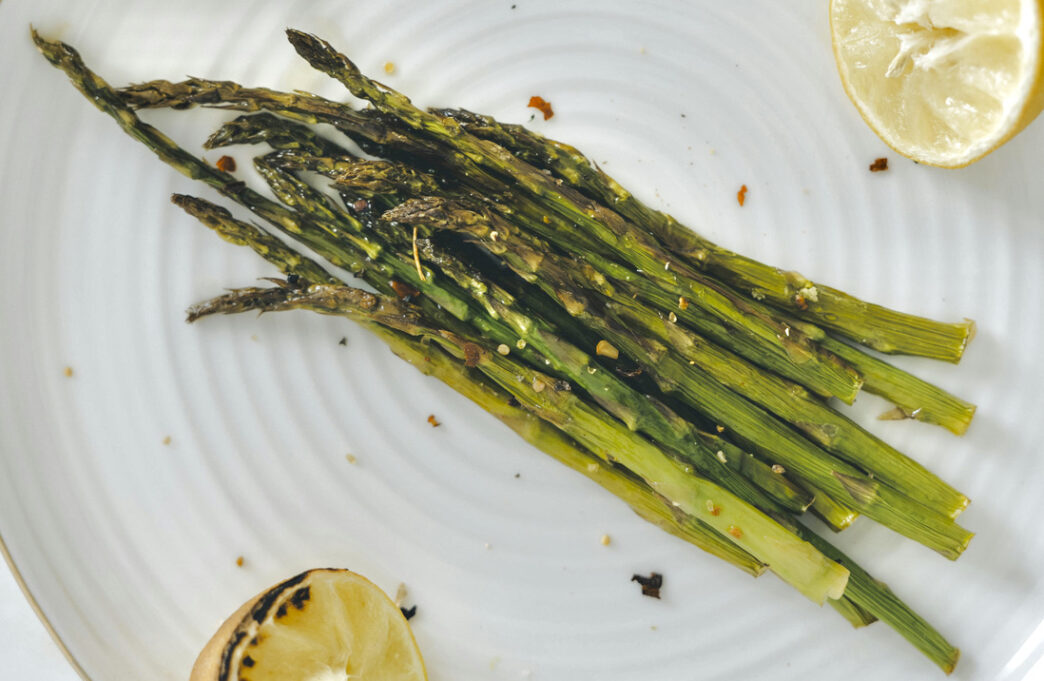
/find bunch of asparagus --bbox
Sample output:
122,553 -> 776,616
33,27 -> 980,673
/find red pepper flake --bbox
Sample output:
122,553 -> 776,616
728,525 -> 743,539
528,96 -> 554,120
737,184 -> 748,207
236,556 -> 245,567
631,572 -> 663,599
427,414 -> 441,427
216,155 -> 237,172
869,157 -> 889,172
389,279 -> 420,300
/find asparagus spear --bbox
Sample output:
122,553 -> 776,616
433,107 -> 974,362
249,141 -> 864,403
176,193 -> 776,579
383,196 -> 969,519
178,191 -> 951,669
200,112 -> 975,435
189,279 -> 954,671
121,82 -> 863,404
283,30 -> 865,398
191,277 -> 852,603
251,155 -> 805,515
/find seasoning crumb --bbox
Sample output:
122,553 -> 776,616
668,311 -> 678,323
716,450 -> 727,464
869,157 -> 889,172
497,343 -> 511,355
236,556 -> 245,567
737,184 -> 749,207
162,436 -> 172,446
586,462 -> 600,473
216,155 -> 236,172
772,464 -> 786,474
542,215 -> 551,224
728,525 -> 743,539
63,366 -> 74,378
532,378 -> 546,393
400,604 -> 417,620
527,95 -> 554,120
600,534 -> 611,546
706,499 -> 721,516
631,572 -> 663,599
715,424 -> 725,433
678,297 -> 689,310
338,337 -> 348,346
394,583 -> 408,607
651,625 -> 658,631
595,340 -> 619,359
384,61 -> 396,75
427,414 -> 441,427
484,542 -> 492,550
250,334 -> 259,342
516,339 -> 527,350
346,454 -> 357,464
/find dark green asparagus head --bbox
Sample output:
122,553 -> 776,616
205,113 -> 346,156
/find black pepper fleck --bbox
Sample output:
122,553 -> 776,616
631,572 -> 663,599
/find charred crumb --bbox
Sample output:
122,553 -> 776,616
527,96 -> 554,120
338,336 -> 348,346
553,379 -> 571,391
216,155 -> 236,172
400,604 -> 417,620
507,395 -> 521,407
514,472 -> 521,478
869,157 -> 889,172
631,572 -> 663,598
615,366 -> 644,378
241,655 -> 255,668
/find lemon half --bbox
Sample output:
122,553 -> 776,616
831,0 -> 1044,167
191,569 -> 427,681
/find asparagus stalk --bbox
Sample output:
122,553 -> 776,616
251,155 -> 802,515
820,336 -> 977,436
383,196 -> 969,519
200,112 -> 975,435
121,82 -> 863,404
180,210 -> 953,668
433,107 -> 974,362
251,142 -> 865,404
192,278 -> 852,604
283,30 -> 865,399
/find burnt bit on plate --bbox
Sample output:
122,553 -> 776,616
869,157 -> 889,172
338,336 -> 348,346
216,155 -> 236,172
400,604 -> 417,621
631,572 -> 663,599
527,95 -> 554,120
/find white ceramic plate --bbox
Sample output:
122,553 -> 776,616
3,1 -> 1044,680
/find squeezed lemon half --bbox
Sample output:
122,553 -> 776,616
191,569 -> 427,681
831,0 -> 1044,167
